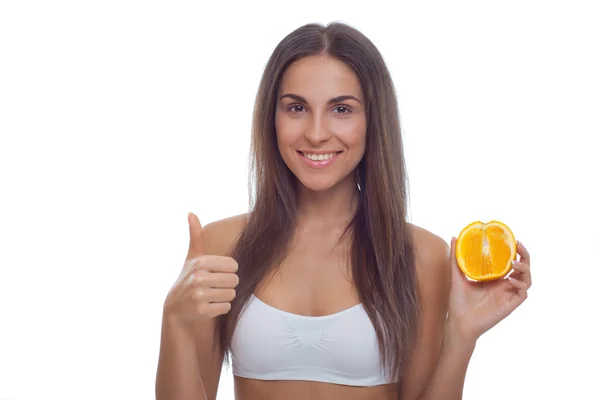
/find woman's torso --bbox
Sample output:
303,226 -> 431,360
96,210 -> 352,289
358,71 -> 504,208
230,222 -> 398,400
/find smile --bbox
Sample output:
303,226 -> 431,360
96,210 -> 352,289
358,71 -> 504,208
297,151 -> 342,169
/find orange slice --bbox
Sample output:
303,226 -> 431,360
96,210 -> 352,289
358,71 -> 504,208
456,220 -> 517,281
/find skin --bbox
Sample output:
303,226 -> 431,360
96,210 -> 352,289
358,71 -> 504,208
192,55 -> 452,400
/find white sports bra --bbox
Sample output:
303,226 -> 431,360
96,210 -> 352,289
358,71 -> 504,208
230,294 -> 393,387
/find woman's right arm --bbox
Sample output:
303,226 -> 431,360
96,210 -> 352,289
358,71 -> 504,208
155,315 -> 220,400
155,213 -> 246,400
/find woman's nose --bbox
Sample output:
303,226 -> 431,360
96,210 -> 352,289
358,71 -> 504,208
303,114 -> 331,145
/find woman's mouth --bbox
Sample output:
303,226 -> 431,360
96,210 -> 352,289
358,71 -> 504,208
297,150 -> 342,168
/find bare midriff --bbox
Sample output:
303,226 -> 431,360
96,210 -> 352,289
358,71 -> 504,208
233,377 -> 397,400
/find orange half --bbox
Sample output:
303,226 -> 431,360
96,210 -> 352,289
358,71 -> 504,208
456,221 -> 517,281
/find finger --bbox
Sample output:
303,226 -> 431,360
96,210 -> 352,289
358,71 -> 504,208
192,271 -> 239,288
186,212 -> 205,260
500,286 -> 527,318
510,261 -> 532,288
177,257 -> 198,284
508,276 -> 528,291
194,255 -> 238,273
451,236 -> 469,284
507,277 -> 528,305
507,276 -> 529,304
511,261 -> 530,274
194,288 -> 236,302
203,302 -> 232,317
516,240 -> 530,266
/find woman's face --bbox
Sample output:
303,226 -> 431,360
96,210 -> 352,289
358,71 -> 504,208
275,55 -> 367,192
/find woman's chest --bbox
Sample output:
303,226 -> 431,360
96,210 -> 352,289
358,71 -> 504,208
255,238 -> 360,317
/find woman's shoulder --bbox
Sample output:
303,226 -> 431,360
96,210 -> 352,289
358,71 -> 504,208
408,223 -> 451,276
201,212 -> 250,256
408,223 -> 452,308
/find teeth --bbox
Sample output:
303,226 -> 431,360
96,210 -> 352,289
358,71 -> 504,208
302,152 -> 338,161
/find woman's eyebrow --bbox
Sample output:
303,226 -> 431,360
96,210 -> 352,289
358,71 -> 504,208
279,93 -> 361,105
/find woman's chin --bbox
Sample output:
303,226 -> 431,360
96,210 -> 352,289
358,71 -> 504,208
296,176 -> 342,193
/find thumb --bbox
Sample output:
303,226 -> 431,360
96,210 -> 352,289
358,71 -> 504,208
450,236 -> 469,285
186,212 -> 205,260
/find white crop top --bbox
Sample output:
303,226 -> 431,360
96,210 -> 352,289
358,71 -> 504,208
230,294 -> 393,387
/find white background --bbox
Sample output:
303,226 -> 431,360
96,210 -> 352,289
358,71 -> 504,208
1,1 -> 599,399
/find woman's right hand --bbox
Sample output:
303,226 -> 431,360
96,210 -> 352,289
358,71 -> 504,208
163,212 -> 239,327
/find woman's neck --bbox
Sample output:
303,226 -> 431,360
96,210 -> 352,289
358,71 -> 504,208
295,174 -> 359,233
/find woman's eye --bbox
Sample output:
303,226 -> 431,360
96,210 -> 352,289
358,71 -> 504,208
333,106 -> 351,114
288,104 -> 305,112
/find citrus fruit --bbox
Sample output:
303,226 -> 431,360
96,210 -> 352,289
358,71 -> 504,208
456,220 -> 517,281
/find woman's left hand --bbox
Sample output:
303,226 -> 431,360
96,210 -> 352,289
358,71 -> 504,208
446,237 -> 532,342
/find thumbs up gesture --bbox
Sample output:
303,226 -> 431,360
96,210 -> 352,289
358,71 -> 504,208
163,212 -> 239,326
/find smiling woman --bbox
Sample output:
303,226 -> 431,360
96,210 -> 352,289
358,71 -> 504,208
156,21 -> 532,400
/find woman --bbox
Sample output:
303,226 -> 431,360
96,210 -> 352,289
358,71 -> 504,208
156,22 -> 532,400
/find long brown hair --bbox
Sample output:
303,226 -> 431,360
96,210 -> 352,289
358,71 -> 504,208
216,22 -> 419,388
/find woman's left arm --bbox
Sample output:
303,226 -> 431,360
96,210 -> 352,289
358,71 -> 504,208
401,231 -> 532,400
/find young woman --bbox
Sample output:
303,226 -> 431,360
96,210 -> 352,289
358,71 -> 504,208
156,22 -> 532,400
